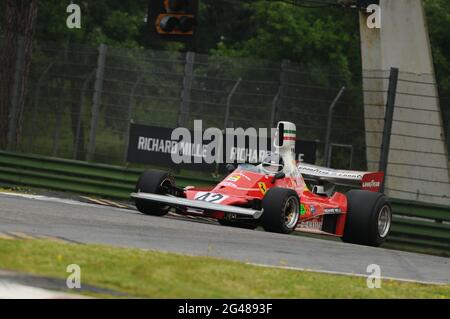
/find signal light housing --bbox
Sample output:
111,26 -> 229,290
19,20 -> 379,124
156,14 -> 196,35
148,0 -> 198,42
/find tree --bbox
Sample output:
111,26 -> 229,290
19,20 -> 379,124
208,2 -> 361,84
0,0 -> 38,149
424,0 -> 450,93
423,0 -> 450,145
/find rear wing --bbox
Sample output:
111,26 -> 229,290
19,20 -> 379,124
297,163 -> 384,192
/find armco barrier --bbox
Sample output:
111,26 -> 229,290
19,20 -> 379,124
384,199 -> 450,254
0,150 -> 449,255
0,151 -> 217,199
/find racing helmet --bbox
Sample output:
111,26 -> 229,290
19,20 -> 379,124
261,153 -> 284,174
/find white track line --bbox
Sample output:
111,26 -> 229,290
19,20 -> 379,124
0,192 -> 126,210
247,262 -> 448,286
0,280 -> 90,299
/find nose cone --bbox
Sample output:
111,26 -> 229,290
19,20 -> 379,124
214,169 -> 270,198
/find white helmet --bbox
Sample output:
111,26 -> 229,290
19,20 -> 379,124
261,153 -> 284,174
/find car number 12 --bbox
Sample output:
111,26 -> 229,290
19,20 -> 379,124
194,192 -> 228,203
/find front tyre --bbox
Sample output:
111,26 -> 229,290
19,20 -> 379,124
342,190 -> 392,247
134,170 -> 174,216
260,188 -> 300,234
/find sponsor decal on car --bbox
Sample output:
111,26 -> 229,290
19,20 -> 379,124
323,207 -> 342,214
220,181 -> 238,188
361,172 -> 384,192
298,219 -> 323,230
310,205 -> 316,214
362,179 -> 381,188
300,204 -> 307,216
227,175 -> 241,182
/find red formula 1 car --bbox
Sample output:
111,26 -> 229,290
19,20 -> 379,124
131,122 -> 392,247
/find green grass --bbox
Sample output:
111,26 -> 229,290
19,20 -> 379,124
0,239 -> 449,298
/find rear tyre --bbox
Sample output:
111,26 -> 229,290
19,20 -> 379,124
260,188 -> 300,234
218,219 -> 258,230
342,190 -> 392,247
134,170 -> 174,216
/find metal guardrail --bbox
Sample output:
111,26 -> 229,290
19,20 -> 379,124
0,150 -> 449,255
0,151 -> 217,199
386,199 -> 450,254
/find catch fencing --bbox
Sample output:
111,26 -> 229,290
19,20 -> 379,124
1,37 -> 450,203
4,39 -> 370,171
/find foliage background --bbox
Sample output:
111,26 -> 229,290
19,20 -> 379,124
0,0 -> 448,169
10,0 -> 445,107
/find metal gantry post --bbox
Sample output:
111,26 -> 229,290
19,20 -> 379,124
87,43 -> 107,162
323,86 -> 346,167
379,67 -> 399,193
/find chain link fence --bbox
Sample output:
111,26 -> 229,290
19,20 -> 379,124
3,38 -> 450,176
0,39 -> 366,171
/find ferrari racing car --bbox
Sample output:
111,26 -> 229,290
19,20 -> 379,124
131,121 -> 391,247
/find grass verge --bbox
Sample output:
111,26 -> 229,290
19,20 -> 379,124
0,239 -> 449,298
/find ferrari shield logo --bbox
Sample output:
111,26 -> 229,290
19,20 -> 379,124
258,182 -> 267,195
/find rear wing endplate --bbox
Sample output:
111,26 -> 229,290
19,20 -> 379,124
297,163 -> 384,192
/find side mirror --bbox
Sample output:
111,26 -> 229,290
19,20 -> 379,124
272,171 -> 285,183
226,164 -> 236,173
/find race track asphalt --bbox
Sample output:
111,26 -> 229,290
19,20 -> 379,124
0,193 -> 449,284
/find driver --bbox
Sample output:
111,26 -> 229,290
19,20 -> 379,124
261,153 -> 284,174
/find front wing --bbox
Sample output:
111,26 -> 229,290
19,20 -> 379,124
131,192 -> 263,219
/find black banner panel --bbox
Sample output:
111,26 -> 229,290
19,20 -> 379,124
127,124 -> 316,172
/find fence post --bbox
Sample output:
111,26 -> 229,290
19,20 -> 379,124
73,69 -> 95,160
270,93 -> 280,128
87,43 -> 107,162
29,62 -> 53,152
7,36 -> 26,151
270,59 -> 289,127
178,51 -> 195,127
52,43 -> 70,157
223,78 -> 241,129
123,74 -> 144,162
52,103 -> 63,156
379,67 -> 399,192
323,86 -> 346,167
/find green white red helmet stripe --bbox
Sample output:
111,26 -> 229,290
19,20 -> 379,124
284,129 -> 296,141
